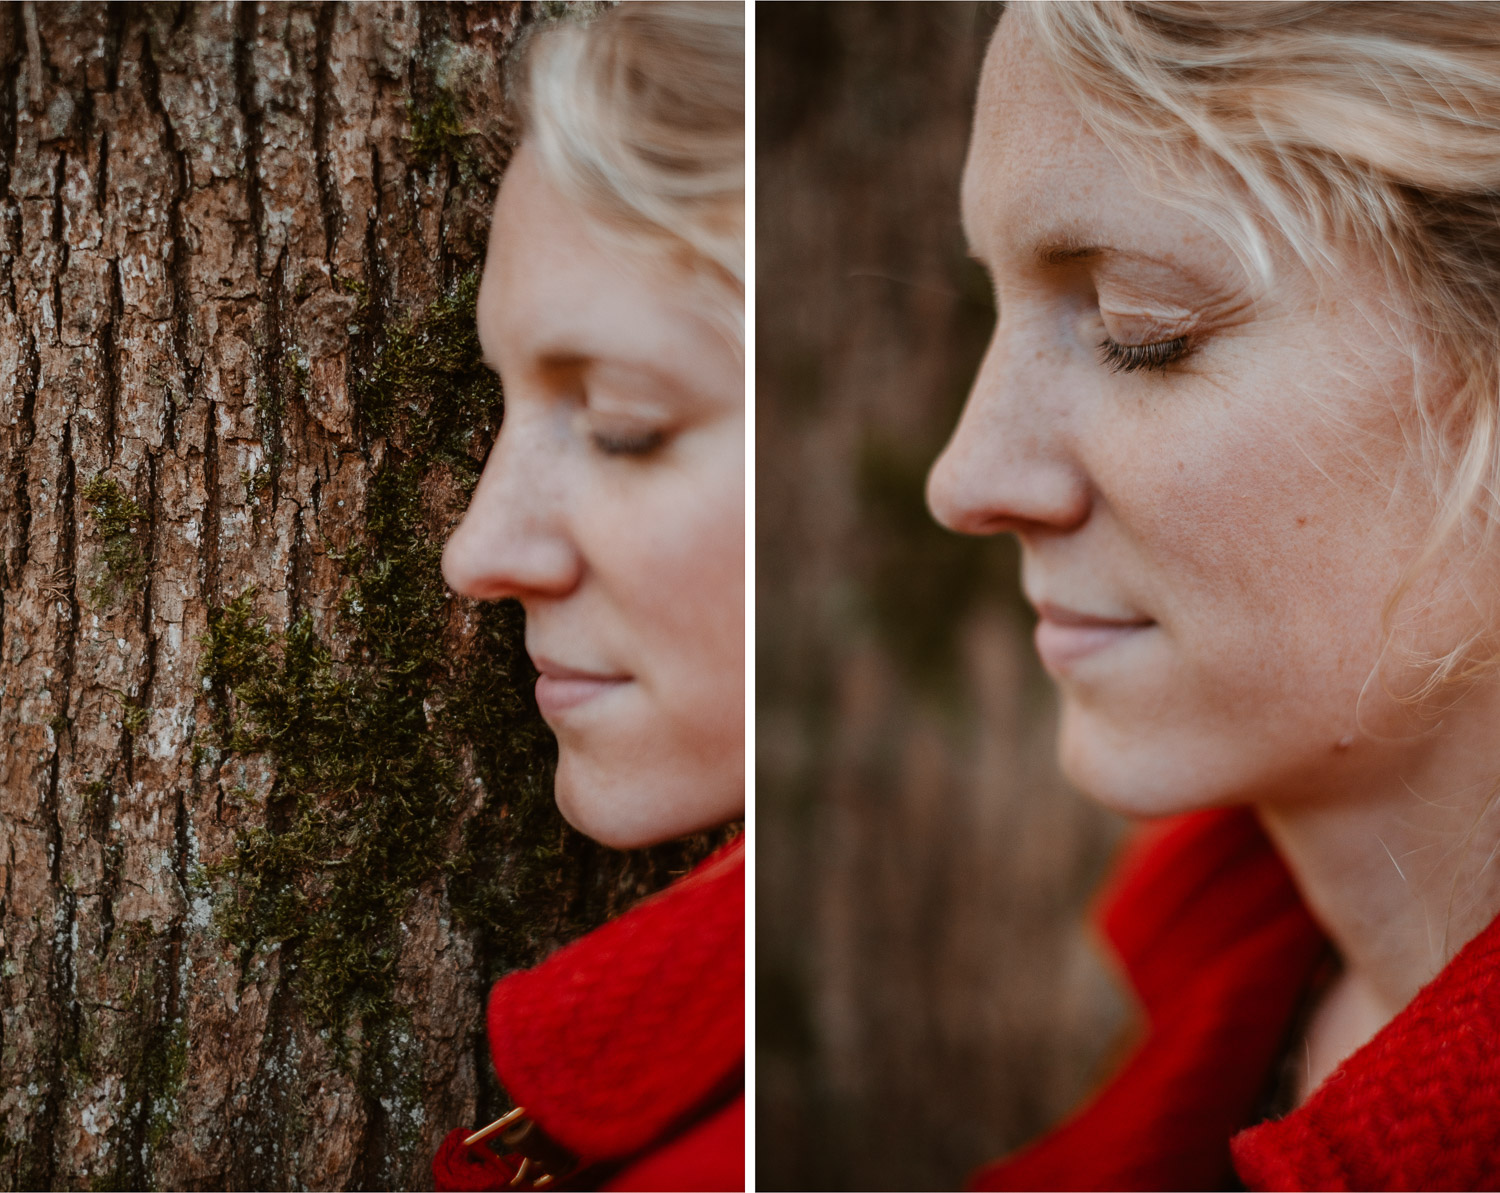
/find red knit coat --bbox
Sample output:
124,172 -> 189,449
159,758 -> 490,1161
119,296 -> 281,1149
433,835 -> 744,1192
971,807 -> 1500,1192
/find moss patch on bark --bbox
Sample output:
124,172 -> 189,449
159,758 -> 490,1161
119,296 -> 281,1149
407,90 -> 480,181
196,273 -> 532,1059
81,475 -> 147,607
195,269 -> 731,1138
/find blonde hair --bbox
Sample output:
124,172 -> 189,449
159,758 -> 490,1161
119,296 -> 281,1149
1021,1 -> 1500,692
517,1 -> 745,293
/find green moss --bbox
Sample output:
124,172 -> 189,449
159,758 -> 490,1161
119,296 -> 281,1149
83,925 -> 191,1191
239,464 -> 273,506
361,1011 -> 429,1175
254,382 -> 281,431
117,693 -> 148,736
442,596 -> 566,960
199,583 -> 461,1040
282,348 -> 310,400
141,1016 -> 188,1155
197,269 -> 723,1140
533,1 -> 613,21
81,476 -> 143,539
406,90 -> 478,178
81,777 -> 109,826
355,271 -> 502,473
81,475 -> 146,607
197,272 -> 524,1066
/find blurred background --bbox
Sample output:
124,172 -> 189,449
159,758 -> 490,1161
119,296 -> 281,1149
756,4 -> 1132,1189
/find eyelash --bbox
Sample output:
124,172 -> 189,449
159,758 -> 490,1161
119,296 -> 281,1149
589,427 -> 667,458
1098,336 -> 1191,374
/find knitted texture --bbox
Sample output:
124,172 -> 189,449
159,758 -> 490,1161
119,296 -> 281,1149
1232,907 -> 1500,1191
604,1096 -> 744,1192
430,1128 -> 522,1191
486,835 -> 744,1165
970,808 -> 1500,1193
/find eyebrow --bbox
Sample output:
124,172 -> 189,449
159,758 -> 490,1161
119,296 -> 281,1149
480,349 -> 591,379
1036,242 -> 1105,266
963,235 -> 1132,269
536,350 -> 591,373
1034,238 -> 1211,278
532,350 -> 702,405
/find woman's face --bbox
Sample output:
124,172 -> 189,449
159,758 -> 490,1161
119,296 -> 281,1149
443,145 -> 744,849
929,20 -> 1481,816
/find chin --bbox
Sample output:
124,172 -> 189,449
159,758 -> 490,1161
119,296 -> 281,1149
552,749 -> 743,851
553,760 -> 658,849
1055,699 -> 1261,820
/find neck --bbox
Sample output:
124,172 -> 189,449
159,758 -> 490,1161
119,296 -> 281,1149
1257,686 -> 1500,1033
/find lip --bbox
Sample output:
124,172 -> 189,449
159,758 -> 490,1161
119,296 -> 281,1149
530,654 -> 631,717
1031,601 -> 1155,672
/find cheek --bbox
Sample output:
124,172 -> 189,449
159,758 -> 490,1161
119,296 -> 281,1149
583,437 -> 744,709
1101,376 -> 1418,701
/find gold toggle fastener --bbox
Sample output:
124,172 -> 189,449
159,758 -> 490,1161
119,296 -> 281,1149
464,1106 -> 528,1148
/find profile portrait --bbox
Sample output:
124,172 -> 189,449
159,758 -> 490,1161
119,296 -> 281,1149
759,3 -> 1500,1191
0,3 -> 743,1191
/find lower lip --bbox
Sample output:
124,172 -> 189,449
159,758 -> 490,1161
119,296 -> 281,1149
534,675 -> 628,717
1034,619 -> 1152,672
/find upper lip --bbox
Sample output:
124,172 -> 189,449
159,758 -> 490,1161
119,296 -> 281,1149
528,653 -> 629,682
1031,600 -> 1153,628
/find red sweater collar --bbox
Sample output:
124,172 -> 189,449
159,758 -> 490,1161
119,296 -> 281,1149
972,808 -> 1500,1191
1233,874 -> 1500,1189
486,835 -> 744,1163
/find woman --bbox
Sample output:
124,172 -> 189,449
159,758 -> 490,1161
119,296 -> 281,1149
931,4 -> 1500,1190
430,4 -> 744,1190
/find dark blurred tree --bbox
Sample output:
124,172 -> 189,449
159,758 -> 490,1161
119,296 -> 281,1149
757,4 -> 1128,1189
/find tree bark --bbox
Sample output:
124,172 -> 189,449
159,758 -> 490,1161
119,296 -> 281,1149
0,4 -> 716,1188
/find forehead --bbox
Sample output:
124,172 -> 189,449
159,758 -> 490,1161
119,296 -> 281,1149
480,146 -> 727,377
482,150 -> 640,355
962,18 -> 1206,268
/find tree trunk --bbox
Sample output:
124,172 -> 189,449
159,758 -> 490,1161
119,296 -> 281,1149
0,4 -> 717,1188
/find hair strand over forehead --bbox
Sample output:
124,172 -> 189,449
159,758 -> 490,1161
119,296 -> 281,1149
516,1 -> 745,290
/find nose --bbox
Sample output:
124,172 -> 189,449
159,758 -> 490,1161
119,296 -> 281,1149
926,334 -> 1091,537
441,418 -> 581,602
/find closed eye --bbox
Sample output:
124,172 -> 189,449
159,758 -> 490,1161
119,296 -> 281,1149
1098,336 -> 1190,374
589,426 -> 668,457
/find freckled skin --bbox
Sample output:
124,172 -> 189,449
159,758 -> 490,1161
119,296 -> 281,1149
931,14 -> 1500,1101
442,146 -> 744,850
930,20 -> 1471,816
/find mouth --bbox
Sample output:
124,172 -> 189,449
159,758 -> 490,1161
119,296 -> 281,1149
530,654 -> 631,717
1031,601 -> 1155,672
